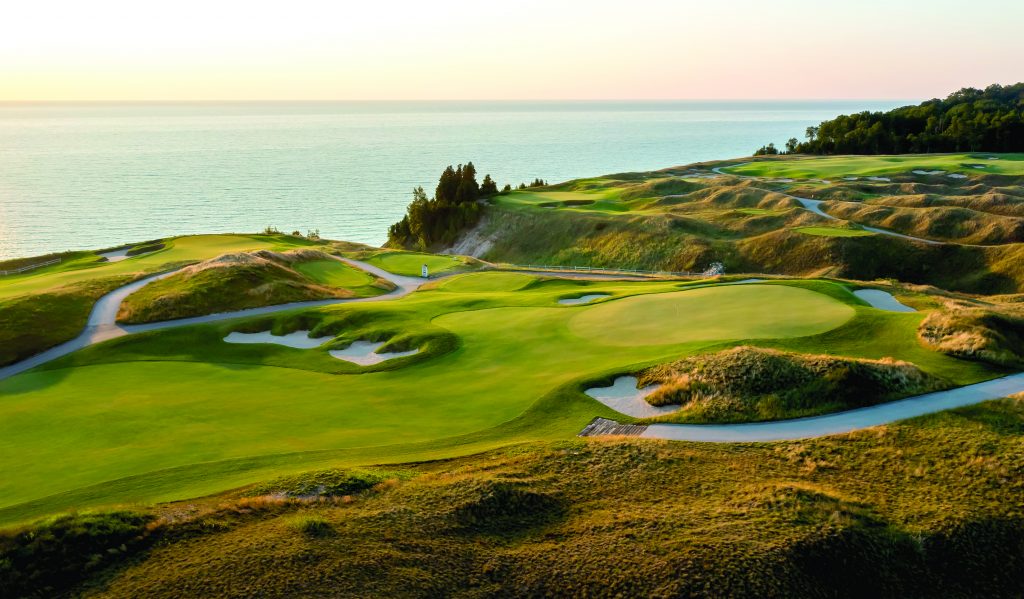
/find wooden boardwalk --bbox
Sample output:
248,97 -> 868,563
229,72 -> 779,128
578,417 -> 647,437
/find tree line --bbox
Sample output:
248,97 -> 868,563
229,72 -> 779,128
754,83 -> 1024,155
387,163 -> 547,249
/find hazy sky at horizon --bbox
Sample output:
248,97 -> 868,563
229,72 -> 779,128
2,0 -> 1021,101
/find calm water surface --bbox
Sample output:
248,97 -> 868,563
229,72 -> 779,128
0,101 -> 904,259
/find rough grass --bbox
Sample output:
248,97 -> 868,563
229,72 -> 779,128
919,301 -> 1024,368
117,249 -> 391,323
13,396 -> 1022,598
0,275 -> 136,366
725,153 -> 1024,178
638,346 -> 947,423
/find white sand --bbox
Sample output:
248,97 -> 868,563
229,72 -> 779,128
843,177 -> 859,181
988,157 -> 1000,160
948,174 -> 968,179
912,170 -> 945,175
558,294 -> 610,305
98,248 -> 132,262
770,178 -> 794,183
853,289 -> 915,313
329,341 -> 420,365
584,376 -> 678,418
973,165 -> 987,169
867,176 -> 891,182
224,330 -> 331,349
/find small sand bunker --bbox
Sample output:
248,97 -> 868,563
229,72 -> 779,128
224,330 -> 331,349
329,341 -> 420,365
585,376 -> 678,418
948,173 -> 968,179
770,178 -> 794,183
912,170 -> 945,175
817,179 -> 832,184
987,157 -> 1000,160
98,248 -> 132,262
867,176 -> 891,182
853,289 -> 915,313
558,294 -> 610,306
843,176 -> 859,181
972,165 -> 987,169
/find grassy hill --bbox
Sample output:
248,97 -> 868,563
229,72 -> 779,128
117,249 -> 393,323
448,154 -> 1024,294
4,397 -> 1022,598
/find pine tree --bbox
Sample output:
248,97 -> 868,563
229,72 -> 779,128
480,174 -> 498,196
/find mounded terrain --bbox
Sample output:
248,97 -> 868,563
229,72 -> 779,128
2,153 -> 1024,597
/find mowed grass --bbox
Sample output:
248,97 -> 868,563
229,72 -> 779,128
794,226 -> 876,238
724,153 -> 1024,179
0,234 -> 317,299
0,273 -> 1000,526
569,285 -> 854,346
364,251 -> 470,277
293,259 -> 376,288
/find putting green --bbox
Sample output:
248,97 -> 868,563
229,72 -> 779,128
439,272 -> 535,292
365,251 -> 466,277
568,285 -> 854,346
794,226 -> 875,238
294,260 -> 376,288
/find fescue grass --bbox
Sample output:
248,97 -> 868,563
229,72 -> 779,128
18,396 -> 1023,597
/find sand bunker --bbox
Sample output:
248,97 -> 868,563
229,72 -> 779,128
867,176 -> 891,182
770,178 -> 794,183
224,330 -> 331,349
98,248 -> 132,262
948,173 -> 968,179
558,294 -> 610,305
853,289 -> 915,313
584,376 -> 678,418
912,170 -> 945,175
329,341 -> 420,365
843,176 -> 859,181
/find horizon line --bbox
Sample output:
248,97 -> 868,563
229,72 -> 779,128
0,97 -> 916,104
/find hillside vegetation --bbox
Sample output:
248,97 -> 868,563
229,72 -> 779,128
3,397 -> 1022,598
444,155 -> 1024,294
637,346 -> 947,423
117,249 -> 392,323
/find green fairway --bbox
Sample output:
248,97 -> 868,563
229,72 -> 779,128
0,234 -> 317,299
724,153 -> 1024,179
569,285 -> 854,346
293,259 -> 377,288
0,269 -> 999,527
794,226 -> 876,237
364,251 -> 470,277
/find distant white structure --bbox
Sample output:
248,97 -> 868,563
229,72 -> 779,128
703,262 -> 725,277
421,264 -> 429,278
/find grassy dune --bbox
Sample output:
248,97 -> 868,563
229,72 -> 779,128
117,250 -> 391,323
6,397 -> 1022,598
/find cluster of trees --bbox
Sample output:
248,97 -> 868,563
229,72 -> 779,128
755,83 -> 1024,156
387,162 -> 504,249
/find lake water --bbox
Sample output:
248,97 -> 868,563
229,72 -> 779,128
0,100 -> 903,259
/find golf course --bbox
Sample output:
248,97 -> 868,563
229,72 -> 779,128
2,152 -> 1024,597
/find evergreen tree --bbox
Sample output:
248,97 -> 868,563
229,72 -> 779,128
480,174 -> 498,196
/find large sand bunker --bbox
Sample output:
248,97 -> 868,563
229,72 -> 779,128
585,376 -> 676,418
558,294 -> 610,305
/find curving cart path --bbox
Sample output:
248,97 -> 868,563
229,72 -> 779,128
710,164 -> 944,245
0,258 -> 425,382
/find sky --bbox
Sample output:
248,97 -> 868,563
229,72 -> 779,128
1,0 -> 1022,101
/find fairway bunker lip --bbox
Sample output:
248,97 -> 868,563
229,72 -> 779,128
558,294 -> 610,306
329,340 -> 421,365
584,376 -> 677,418
224,330 -> 331,349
